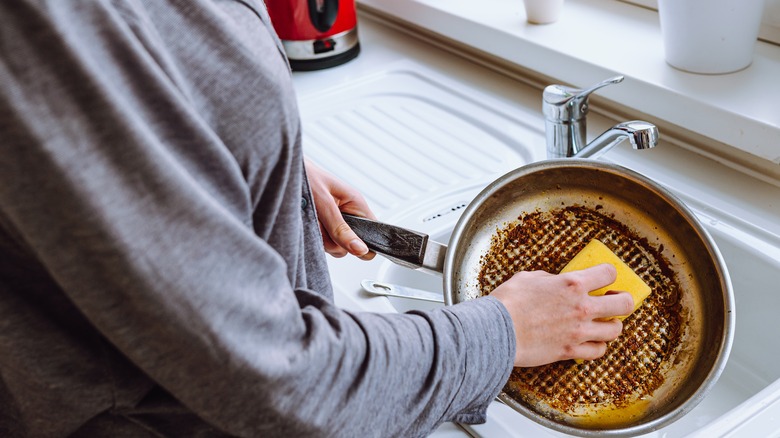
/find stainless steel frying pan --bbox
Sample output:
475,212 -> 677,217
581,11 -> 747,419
344,159 -> 733,436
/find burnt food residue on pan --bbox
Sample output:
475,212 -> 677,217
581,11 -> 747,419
478,205 -> 683,426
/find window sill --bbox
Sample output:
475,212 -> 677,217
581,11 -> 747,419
357,0 -> 780,171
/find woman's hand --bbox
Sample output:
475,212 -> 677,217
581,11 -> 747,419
305,158 -> 376,260
490,264 -> 635,367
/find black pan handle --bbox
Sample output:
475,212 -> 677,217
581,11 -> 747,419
342,213 -> 428,268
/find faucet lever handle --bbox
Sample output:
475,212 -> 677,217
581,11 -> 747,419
573,75 -> 624,103
572,75 -> 624,105
543,75 -> 624,122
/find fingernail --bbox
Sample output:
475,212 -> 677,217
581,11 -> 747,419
348,239 -> 368,255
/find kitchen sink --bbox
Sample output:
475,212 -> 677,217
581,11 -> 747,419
297,61 -> 780,437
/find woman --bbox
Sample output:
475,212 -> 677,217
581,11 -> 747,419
0,1 -> 633,436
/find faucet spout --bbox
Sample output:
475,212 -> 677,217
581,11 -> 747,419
574,121 -> 659,159
543,76 -> 660,159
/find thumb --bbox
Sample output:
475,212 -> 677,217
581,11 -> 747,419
320,204 -> 370,257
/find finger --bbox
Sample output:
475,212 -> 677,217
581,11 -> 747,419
358,250 -> 376,261
583,318 -> 624,342
342,204 -> 378,221
591,291 -> 635,320
316,203 -> 370,257
567,341 -> 609,362
563,263 -> 617,293
506,269 -> 555,283
319,223 -> 348,258
329,219 -> 369,257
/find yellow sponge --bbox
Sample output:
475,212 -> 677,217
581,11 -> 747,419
560,239 -> 652,321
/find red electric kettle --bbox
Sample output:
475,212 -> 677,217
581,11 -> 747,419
265,0 -> 360,71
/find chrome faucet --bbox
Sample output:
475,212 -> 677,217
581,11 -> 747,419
543,75 -> 659,159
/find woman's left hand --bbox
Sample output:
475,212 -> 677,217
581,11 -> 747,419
305,158 -> 376,260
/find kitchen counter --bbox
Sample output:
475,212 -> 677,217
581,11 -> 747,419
292,12 -> 780,438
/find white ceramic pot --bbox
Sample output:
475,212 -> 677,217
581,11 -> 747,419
658,0 -> 766,74
523,0 -> 564,24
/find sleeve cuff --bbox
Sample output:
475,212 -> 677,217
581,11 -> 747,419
442,295 -> 516,424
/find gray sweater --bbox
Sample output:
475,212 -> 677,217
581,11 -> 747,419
0,1 -> 515,436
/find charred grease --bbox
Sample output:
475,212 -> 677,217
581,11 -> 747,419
478,205 -> 683,428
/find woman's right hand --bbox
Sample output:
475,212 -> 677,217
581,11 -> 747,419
490,264 -> 635,367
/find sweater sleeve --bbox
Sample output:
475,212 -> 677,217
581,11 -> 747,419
0,1 -> 515,436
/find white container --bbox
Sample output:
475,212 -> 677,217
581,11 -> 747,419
658,0 -> 766,74
523,0 -> 564,24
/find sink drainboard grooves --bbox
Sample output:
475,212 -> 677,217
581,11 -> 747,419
302,95 -> 524,216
